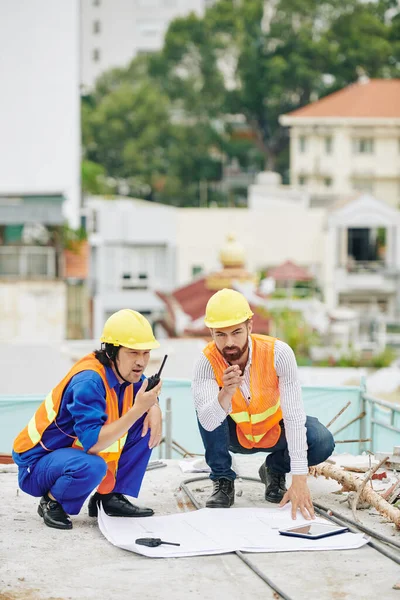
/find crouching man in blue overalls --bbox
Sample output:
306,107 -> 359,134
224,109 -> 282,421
12,310 -> 162,530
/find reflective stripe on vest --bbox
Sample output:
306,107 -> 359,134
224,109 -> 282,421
74,433 -> 128,455
102,433 -> 128,455
26,391 -> 56,447
27,416 -> 41,446
230,401 -> 281,425
45,391 -> 57,422
245,433 -> 267,443
13,353 -> 134,459
203,334 -> 283,449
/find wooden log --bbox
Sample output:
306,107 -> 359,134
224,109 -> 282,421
351,456 -> 389,522
310,461 -> 400,529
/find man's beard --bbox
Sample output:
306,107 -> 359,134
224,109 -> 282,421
221,338 -> 249,363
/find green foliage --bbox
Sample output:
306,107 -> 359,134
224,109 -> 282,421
81,160 -> 113,195
82,54 -> 225,205
155,0 -> 398,172
61,224 -> 87,252
314,347 -> 397,368
259,307 -> 320,359
81,0 -> 399,204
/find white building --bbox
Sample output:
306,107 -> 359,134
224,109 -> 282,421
81,0 -> 209,90
0,0 -> 81,228
280,79 -> 400,209
86,182 -> 400,350
85,197 -> 177,337
324,193 -> 400,317
0,0 -> 81,343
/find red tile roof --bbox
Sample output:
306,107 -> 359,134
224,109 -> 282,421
283,79 -> 400,119
268,260 -> 313,282
170,279 -> 270,336
172,278 -> 215,321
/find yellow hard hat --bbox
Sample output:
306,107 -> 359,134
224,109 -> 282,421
100,309 -> 160,350
204,289 -> 254,329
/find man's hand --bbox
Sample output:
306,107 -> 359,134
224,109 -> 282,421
279,474 -> 315,520
134,378 -> 162,416
222,365 -> 243,395
141,403 -> 162,449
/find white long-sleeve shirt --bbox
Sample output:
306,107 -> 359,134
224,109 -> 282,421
192,338 -> 308,474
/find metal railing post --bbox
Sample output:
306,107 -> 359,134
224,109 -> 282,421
165,397 -> 172,459
360,376 -> 367,453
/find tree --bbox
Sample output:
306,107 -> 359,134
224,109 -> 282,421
81,0 -> 399,203
82,56 -> 225,205
153,0 -> 398,171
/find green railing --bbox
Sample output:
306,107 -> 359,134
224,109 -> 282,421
1,378 -> 399,457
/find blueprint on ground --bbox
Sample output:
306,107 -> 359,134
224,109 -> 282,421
98,504 -> 368,558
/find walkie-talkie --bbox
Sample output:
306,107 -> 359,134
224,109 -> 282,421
145,354 -> 168,391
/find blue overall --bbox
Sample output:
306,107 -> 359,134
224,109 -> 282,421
12,367 -> 152,515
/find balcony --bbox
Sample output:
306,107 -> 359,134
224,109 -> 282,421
335,262 -> 398,294
0,246 -> 57,279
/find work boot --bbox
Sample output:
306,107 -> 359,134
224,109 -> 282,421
88,492 -> 154,518
37,494 -> 73,530
205,478 -> 235,508
258,462 -> 287,503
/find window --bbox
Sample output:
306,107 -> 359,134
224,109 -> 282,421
92,48 -> 100,62
324,136 -> 333,154
192,265 -> 203,278
137,20 -> 162,37
324,177 -> 332,187
352,179 -> 374,193
299,135 -> 307,153
352,138 -> 374,154
93,20 -> 101,34
298,175 -> 307,186
347,228 -> 383,265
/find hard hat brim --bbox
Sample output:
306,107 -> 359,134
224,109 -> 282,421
123,340 -> 161,350
204,315 -> 253,329
100,338 -> 160,350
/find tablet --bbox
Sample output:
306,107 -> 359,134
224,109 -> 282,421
279,522 -> 349,539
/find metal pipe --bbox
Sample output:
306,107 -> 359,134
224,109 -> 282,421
332,411 -> 366,437
180,476 -> 400,576
364,394 -> 400,411
180,476 -> 294,600
325,401 -> 351,429
165,397 -> 172,459
360,377 -> 367,452
314,503 -> 400,566
370,420 -> 400,434
334,438 -> 371,444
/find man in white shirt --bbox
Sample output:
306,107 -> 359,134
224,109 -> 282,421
192,289 -> 335,520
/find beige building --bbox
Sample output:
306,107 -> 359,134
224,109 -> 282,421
280,79 -> 400,208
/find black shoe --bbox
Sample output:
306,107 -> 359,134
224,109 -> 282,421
258,463 -> 287,503
88,492 -> 154,518
205,478 -> 235,508
37,494 -> 73,530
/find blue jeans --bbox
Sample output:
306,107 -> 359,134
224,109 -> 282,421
198,415 -> 335,480
18,415 -> 152,515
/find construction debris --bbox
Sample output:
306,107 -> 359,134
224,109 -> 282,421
350,456 -> 388,522
375,447 -> 400,470
310,461 -> 400,529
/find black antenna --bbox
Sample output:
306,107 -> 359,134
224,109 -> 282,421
157,355 -> 168,377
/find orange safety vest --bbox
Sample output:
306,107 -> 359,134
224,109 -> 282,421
13,353 -> 134,494
203,334 -> 282,449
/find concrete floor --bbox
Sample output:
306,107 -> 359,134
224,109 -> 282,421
1,455 -> 399,600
